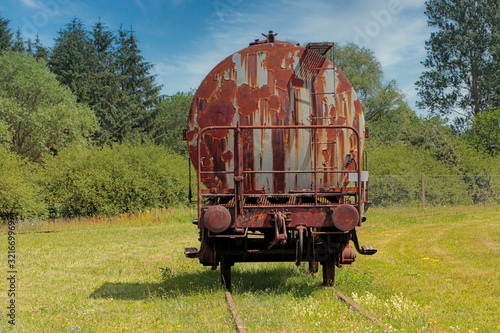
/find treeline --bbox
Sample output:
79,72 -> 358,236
0,15 -> 192,220
0,15 -> 190,153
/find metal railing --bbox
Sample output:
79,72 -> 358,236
196,124 -> 364,217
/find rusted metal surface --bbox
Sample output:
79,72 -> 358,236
203,205 -> 232,233
340,245 -> 356,265
331,204 -> 360,231
186,39 -> 366,196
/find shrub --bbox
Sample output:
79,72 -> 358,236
367,144 -> 471,206
40,142 -> 190,217
0,148 -> 47,220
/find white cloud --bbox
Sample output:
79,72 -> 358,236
134,0 -> 145,9
20,0 -> 39,9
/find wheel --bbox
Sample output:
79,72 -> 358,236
322,259 -> 335,286
308,261 -> 319,274
220,259 -> 232,291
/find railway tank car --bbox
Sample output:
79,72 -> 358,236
184,32 -> 377,290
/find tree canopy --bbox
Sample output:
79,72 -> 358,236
331,43 -> 417,144
48,18 -> 163,144
0,52 -> 97,161
147,91 -> 194,155
416,0 -> 500,119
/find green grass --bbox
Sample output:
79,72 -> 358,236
1,205 -> 498,332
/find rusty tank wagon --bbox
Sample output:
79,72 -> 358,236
184,32 -> 377,290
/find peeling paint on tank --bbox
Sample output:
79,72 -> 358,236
187,40 -> 366,194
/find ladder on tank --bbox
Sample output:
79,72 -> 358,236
304,43 -> 340,203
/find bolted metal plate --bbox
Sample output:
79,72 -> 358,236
331,204 -> 359,231
203,205 -> 232,233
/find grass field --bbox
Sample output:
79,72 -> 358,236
1,205 -> 498,332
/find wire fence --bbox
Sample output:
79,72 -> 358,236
367,174 -> 500,207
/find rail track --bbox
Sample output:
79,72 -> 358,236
223,286 -> 387,332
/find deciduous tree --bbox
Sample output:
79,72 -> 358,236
330,43 -> 416,144
0,52 -> 97,161
416,0 -> 500,118
147,91 -> 193,155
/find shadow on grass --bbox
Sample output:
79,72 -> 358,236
90,264 -> 323,301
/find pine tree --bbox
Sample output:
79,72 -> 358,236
49,17 -> 96,104
0,13 -> 13,52
26,39 -> 33,56
116,26 -> 162,114
12,28 -> 25,54
114,26 -> 162,141
33,35 -> 48,61
89,20 -> 127,143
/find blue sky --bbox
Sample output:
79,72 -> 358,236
1,0 -> 432,113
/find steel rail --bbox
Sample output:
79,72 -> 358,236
225,291 -> 247,333
331,287 -> 388,331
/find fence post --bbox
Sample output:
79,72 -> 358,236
422,173 -> 425,210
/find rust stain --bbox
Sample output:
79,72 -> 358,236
188,39 -> 365,194
221,149 -> 233,163
236,84 -> 271,116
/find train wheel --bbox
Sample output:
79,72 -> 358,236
322,259 -> 335,286
308,261 -> 319,274
221,260 -> 232,291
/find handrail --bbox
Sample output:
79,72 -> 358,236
196,124 -> 362,218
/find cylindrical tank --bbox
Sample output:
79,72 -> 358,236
186,40 -> 365,194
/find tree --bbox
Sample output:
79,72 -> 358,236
0,52 -> 97,161
403,116 -> 461,167
33,35 -> 48,61
12,28 -> 25,54
88,20 -> 123,143
109,26 -> 163,143
416,0 -> 500,118
0,13 -> 13,52
330,43 -> 383,103
462,108 -> 500,155
147,91 -> 193,154
49,17 -> 96,105
116,26 -> 162,115
330,43 -> 416,144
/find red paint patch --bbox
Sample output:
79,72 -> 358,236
221,150 -> 233,162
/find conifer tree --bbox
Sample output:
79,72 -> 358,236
12,28 -> 25,54
114,26 -> 162,141
116,26 -> 162,114
89,20 -> 131,143
26,39 -> 33,56
49,17 -> 96,105
0,14 -> 13,52
33,35 -> 48,61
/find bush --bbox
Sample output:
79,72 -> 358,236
457,144 -> 500,203
367,144 -> 471,206
40,142 -> 190,217
0,148 -> 47,220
